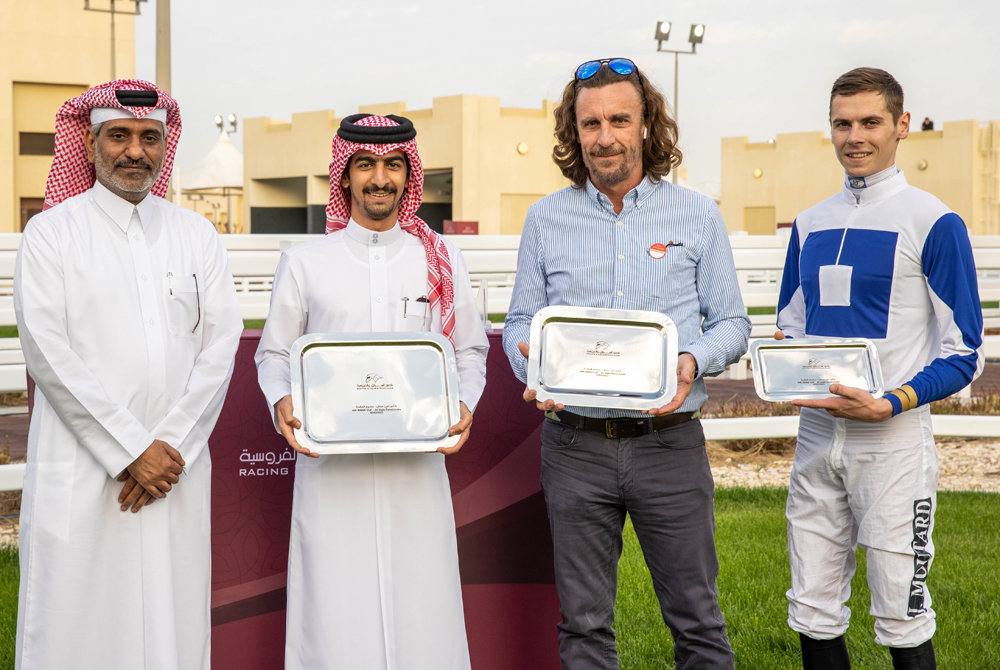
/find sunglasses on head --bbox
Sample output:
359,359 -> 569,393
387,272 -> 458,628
575,58 -> 636,81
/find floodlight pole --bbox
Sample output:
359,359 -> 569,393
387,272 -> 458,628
156,0 -> 171,94
656,42 -> 697,184
84,0 -> 146,80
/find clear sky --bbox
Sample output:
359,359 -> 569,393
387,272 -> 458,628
135,0 -> 1000,193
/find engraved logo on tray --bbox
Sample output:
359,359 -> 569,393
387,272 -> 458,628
353,373 -> 401,414
586,341 -> 620,357
357,373 -> 394,391
799,357 -> 836,385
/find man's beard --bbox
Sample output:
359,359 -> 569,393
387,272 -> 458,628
353,184 -> 402,221
584,142 -> 642,187
94,143 -> 161,200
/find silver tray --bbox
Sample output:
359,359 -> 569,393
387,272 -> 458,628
527,306 -> 678,410
290,332 -> 461,454
750,337 -> 884,402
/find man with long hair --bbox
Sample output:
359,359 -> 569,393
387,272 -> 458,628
776,67 -> 981,670
503,59 -> 750,669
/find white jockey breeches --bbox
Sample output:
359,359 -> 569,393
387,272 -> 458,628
786,406 -> 937,648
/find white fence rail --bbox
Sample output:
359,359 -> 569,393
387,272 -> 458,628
1,232 -> 1000,392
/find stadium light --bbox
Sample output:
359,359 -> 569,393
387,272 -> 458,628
655,21 -> 707,183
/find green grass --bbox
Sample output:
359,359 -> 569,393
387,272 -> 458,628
243,319 -> 266,330
0,489 -> 995,668
0,328 -> 16,339
615,488 -> 1000,669
0,544 -> 17,666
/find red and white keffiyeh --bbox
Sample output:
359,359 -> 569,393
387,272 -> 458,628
326,114 -> 456,345
43,79 -> 181,210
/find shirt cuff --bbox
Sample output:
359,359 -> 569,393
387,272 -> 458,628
678,344 -> 710,380
104,406 -> 155,462
261,382 -> 292,413
886,385 -> 918,416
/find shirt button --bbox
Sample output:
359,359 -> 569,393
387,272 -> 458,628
637,202 -> 643,207
618,254 -> 624,260
133,234 -> 140,240
376,297 -> 382,302
616,221 -> 623,227
149,318 -> 155,325
617,291 -> 623,297
141,274 -> 147,280
374,255 -> 380,260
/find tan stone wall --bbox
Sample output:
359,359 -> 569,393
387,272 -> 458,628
1,0 -> 136,231
721,120 -> 1000,235
243,95 -> 569,234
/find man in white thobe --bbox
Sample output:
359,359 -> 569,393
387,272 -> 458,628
255,113 -> 488,670
14,81 -> 242,669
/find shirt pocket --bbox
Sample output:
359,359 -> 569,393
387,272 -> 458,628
394,299 -> 430,332
164,272 -> 203,338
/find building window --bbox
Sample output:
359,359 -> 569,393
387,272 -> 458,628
19,132 -> 55,156
20,198 -> 45,231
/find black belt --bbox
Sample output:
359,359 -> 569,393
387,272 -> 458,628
552,409 -> 697,439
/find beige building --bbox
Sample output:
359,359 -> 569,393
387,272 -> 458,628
243,96 -> 570,235
721,121 -> 1000,235
2,0 -> 136,232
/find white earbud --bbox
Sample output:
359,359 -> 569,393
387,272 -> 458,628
643,126 -> 648,139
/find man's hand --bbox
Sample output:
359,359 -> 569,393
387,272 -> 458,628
517,342 -> 564,412
276,395 -> 318,458
116,472 -> 156,513
126,439 -> 184,499
793,384 -> 894,422
645,353 -> 697,416
439,402 -> 473,455
774,330 -> 785,340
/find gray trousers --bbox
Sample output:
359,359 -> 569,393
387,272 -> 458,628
540,417 -> 735,670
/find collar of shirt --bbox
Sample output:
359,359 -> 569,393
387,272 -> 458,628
345,218 -> 401,246
91,180 -> 154,233
584,175 -> 660,215
839,168 -> 909,206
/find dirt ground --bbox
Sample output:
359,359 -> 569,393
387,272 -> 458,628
709,438 -> 1000,491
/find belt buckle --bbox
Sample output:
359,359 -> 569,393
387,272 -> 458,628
605,418 -> 640,439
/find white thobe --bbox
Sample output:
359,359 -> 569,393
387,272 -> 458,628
255,220 -> 489,670
13,182 -> 243,670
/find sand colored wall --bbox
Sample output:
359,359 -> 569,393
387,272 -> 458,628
1,0 -> 136,231
243,95 -> 569,234
721,120 -> 1000,235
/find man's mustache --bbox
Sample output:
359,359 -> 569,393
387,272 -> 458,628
590,147 -> 625,158
114,157 -> 154,170
363,185 -> 397,196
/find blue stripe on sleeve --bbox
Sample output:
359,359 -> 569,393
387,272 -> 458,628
904,212 -> 983,405
777,220 -> 801,315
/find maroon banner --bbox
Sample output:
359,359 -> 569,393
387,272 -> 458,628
208,332 -> 560,669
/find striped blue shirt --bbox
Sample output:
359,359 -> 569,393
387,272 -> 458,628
502,176 -> 751,418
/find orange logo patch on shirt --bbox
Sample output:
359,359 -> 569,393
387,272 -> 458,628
648,243 -> 667,259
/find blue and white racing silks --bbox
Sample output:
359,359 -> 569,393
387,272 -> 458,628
776,169 -> 984,415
